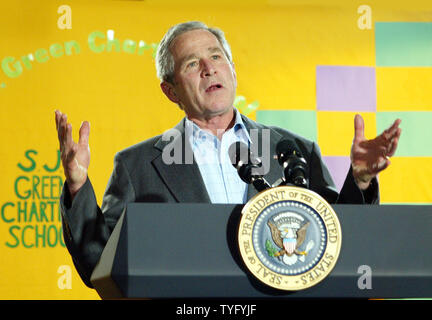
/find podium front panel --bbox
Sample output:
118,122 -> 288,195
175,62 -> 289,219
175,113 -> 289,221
92,204 -> 432,298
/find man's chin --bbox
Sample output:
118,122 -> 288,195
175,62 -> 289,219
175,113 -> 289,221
204,105 -> 234,118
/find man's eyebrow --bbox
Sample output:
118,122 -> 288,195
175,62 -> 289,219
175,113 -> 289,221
180,47 -> 225,66
180,53 -> 198,66
208,46 -> 224,54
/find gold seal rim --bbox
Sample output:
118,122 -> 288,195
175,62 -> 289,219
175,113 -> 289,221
238,186 -> 342,291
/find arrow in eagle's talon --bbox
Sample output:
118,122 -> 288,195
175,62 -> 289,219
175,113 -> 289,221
275,250 -> 285,257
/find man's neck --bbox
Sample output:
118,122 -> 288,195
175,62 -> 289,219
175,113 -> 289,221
188,108 -> 236,140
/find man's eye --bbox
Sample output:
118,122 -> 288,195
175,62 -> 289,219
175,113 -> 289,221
187,61 -> 198,68
211,55 -> 220,60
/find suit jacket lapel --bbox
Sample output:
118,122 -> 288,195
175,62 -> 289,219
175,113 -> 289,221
151,115 -> 285,203
151,119 -> 211,203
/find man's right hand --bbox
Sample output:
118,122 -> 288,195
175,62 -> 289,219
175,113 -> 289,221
55,110 -> 90,199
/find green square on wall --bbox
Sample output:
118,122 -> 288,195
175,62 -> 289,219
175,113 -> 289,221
256,110 -> 317,143
376,111 -> 432,157
376,22 -> 432,66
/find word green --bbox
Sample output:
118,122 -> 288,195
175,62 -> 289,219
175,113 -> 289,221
1,30 -> 158,79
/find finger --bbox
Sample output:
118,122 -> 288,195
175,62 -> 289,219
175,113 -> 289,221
78,121 -> 90,146
392,125 -> 402,141
369,157 -> 390,174
58,113 -> 68,146
380,125 -> 401,156
382,118 -> 402,141
376,158 -> 390,173
55,110 -> 64,139
353,114 -> 365,142
55,110 -> 60,131
60,118 -> 74,157
65,122 -> 73,149
390,118 -> 402,132
61,114 -> 70,144
386,128 -> 401,157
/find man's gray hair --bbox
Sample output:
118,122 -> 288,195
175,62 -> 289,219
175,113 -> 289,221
155,21 -> 233,84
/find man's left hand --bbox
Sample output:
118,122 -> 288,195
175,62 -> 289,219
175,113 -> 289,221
350,114 -> 402,190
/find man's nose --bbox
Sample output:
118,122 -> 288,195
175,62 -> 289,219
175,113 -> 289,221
200,59 -> 216,77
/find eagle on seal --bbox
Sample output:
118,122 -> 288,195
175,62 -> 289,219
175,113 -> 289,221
267,220 -> 310,257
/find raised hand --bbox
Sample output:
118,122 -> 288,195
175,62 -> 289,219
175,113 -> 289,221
55,110 -> 90,198
350,114 -> 402,190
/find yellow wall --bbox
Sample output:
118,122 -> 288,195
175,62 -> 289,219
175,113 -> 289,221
0,0 -> 431,299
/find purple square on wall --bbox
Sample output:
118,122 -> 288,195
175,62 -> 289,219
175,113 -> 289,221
322,156 -> 351,192
316,66 -> 376,112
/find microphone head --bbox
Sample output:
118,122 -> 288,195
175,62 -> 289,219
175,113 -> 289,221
228,141 -> 266,184
275,139 -> 302,164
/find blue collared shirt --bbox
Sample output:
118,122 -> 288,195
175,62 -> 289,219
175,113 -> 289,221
185,109 -> 250,204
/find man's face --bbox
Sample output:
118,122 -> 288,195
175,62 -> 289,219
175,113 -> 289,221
163,29 -> 237,120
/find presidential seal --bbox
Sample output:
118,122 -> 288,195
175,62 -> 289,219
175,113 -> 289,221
238,186 -> 342,291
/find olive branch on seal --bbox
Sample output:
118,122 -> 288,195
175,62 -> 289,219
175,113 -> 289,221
265,239 -> 279,257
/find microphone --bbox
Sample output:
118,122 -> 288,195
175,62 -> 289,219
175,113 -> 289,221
275,140 -> 308,188
228,141 -> 271,192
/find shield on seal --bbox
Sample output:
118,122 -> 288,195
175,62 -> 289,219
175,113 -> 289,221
283,238 -> 297,255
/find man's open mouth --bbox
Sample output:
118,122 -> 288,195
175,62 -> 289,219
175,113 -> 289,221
205,84 -> 223,92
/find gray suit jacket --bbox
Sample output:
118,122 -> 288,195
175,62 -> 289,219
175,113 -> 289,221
60,115 -> 378,288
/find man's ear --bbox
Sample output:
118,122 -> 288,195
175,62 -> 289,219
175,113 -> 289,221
160,81 -> 180,104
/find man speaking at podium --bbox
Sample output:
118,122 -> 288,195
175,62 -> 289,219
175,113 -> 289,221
54,21 -> 401,288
